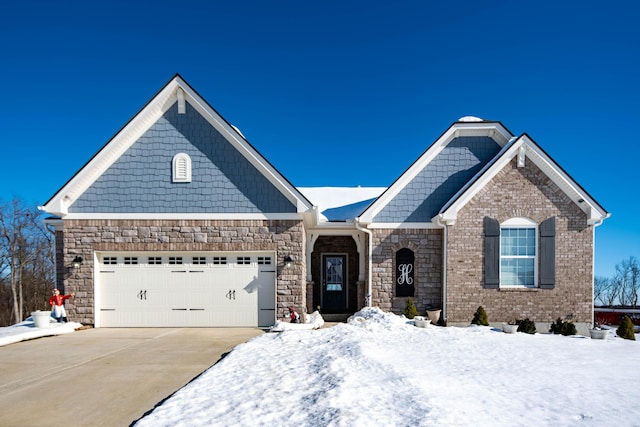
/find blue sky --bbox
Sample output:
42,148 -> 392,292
1,1 -> 638,278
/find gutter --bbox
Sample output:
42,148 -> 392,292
354,217 -> 373,307
434,215 -> 448,322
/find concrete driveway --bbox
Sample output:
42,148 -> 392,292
0,327 -> 263,426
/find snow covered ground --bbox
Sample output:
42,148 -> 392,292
137,308 -> 640,427
0,315 -> 82,347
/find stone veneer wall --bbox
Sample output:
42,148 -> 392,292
446,158 -> 593,330
54,229 -> 67,294
370,228 -> 443,314
58,219 -> 305,325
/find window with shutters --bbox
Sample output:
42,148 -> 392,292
172,153 -> 192,183
500,218 -> 537,287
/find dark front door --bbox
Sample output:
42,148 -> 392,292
322,254 -> 347,311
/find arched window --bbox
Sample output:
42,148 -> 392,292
172,153 -> 192,183
500,217 -> 537,287
395,248 -> 415,297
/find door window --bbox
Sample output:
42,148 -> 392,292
325,256 -> 344,291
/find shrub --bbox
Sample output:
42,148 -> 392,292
404,298 -> 418,319
471,306 -> 489,326
617,315 -> 636,340
516,318 -> 536,334
549,317 -> 577,336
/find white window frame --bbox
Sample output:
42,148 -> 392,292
172,153 -> 192,183
500,217 -> 538,288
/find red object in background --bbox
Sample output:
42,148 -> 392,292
595,308 -> 640,326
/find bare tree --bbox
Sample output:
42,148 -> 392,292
594,276 -> 611,306
615,256 -> 640,308
0,198 -> 55,325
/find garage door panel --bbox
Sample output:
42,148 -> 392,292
97,252 -> 275,327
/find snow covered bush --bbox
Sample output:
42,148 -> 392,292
617,315 -> 636,340
471,306 -> 489,326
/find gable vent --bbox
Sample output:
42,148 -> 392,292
172,153 -> 192,183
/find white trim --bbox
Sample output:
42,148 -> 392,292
57,212 -> 304,220
438,135 -> 609,225
359,121 -> 513,223
43,217 -> 64,230
366,222 -> 440,229
501,217 -> 536,227
44,83 -> 176,216
499,219 -> 538,288
177,87 -> 186,114
517,145 -> 526,167
523,138 -> 608,224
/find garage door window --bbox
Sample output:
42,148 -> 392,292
124,257 -> 138,265
258,257 -> 272,265
104,257 -> 117,265
237,257 -> 251,265
192,256 -> 206,265
213,257 -> 227,265
148,257 -> 162,265
169,257 -> 183,265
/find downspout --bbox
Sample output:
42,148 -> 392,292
591,215 -> 609,327
354,217 -> 373,307
435,215 -> 448,322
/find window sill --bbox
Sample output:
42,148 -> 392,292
499,287 -> 539,292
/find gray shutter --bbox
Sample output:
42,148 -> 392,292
539,217 -> 556,289
484,217 -> 500,288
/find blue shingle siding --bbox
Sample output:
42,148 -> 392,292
70,102 -> 296,213
373,136 -> 500,222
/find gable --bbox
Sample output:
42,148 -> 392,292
42,75 -> 312,218
70,102 -> 296,214
437,135 -> 609,225
372,136 -> 501,223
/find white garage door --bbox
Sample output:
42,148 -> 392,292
96,252 -> 276,327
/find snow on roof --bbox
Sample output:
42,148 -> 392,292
230,124 -> 245,138
298,187 -> 386,221
457,116 -> 484,122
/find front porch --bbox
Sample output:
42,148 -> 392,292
305,235 -> 367,318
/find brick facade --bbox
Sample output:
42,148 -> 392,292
370,228 -> 443,314
446,158 -> 594,331
56,219 -> 305,325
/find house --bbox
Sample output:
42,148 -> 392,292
41,75 -> 609,333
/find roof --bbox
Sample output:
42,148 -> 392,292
298,187 -> 386,221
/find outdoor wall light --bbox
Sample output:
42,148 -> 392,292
73,256 -> 83,270
284,255 -> 293,268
